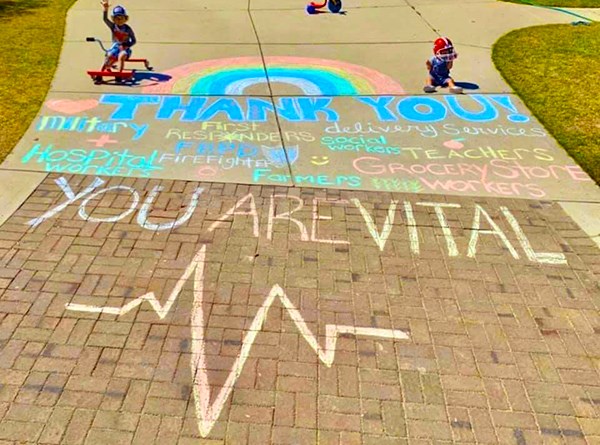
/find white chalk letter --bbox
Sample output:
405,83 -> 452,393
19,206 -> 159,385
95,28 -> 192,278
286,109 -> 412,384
208,193 -> 259,237
468,204 -> 519,259
501,206 -> 567,265
267,194 -> 309,241
351,198 -> 398,251
311,198 -> 349,244
403,201 -> 420,255
78,185 -> 140,223
137,185 -> 204,231
28,176 -> 105,227
417,202 -> 460,257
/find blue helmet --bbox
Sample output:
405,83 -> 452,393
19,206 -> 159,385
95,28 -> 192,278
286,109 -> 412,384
112,5 -> 128,17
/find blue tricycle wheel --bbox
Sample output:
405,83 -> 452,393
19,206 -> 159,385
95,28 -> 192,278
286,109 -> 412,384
327,0 -> 342,13
306,4 -> 316,14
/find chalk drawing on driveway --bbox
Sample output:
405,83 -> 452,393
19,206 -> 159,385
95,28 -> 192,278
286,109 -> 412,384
65,244 -> 411,437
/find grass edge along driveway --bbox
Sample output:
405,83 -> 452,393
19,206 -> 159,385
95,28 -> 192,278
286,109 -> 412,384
0,0 -> 76,163
492,21 -> 600,184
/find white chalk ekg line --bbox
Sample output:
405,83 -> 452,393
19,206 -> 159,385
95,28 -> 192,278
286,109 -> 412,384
65,245 -> 206,319
65,244 -> 410,437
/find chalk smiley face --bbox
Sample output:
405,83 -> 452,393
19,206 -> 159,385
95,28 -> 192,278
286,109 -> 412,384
311,156 -> 330,166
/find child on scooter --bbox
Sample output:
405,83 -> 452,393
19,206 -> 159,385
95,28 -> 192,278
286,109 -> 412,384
99,0 -> 136,78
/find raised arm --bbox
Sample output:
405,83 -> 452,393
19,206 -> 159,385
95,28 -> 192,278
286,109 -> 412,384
101,0 -> 112,29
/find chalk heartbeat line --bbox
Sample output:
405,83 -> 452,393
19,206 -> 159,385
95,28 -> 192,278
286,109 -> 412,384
65,245 -> 410,437
65,246 -> 206,319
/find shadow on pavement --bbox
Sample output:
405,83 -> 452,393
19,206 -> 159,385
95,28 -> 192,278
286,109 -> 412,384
455,81 -> 480,90
98,71 -> 172,87
133,72 -> 173,83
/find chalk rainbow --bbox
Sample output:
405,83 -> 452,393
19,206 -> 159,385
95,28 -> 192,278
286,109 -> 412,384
142,57 -> 404,96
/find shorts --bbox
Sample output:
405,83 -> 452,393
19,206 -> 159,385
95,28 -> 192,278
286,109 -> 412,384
106,42 -> 132,60
429,74 -> 451,87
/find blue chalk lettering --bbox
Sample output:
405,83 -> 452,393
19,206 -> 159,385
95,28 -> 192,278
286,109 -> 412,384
65,150 -> 89,164
247,97 -> 302,122
22,144 -> 49,163
175,141 -> 194,154
237,144 -> 258,158
356,97 -> 396,121
218,142 -> 236,155
246,98 -> 274,122
130,123 -> 149,140
297,98 -> 338,122
61,117 -> 78,131
445,95 -> 498,122
275,98 -> 301,122
397,97 -> 447,123
253,168 -> 270,182
198,98 -> 244,122
157,97 -> 207,121
45,150 -> 70,163
488,95 -> 530,123
100,95 -> 161,121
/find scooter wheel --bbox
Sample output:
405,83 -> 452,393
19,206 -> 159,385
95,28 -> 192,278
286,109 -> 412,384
328,0 -> 342,13
306,4 -> 316,14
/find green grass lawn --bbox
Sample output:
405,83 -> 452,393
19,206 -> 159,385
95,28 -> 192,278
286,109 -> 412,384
0,0 -> 75,162
493,22 -> 600,184
501,0 -> 600,6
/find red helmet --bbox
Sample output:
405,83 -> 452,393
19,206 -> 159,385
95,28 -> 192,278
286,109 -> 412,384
433,37 -> 457,62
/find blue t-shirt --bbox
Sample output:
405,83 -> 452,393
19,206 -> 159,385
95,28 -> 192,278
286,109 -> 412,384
429,56 -> 450,83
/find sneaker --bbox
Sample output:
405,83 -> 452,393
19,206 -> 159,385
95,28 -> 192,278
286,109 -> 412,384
423,85 -> 436,93
450,86 -> 463,94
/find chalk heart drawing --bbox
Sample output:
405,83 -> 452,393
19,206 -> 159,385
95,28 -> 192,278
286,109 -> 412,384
65,245 -> 410,437
443,138 -> 465,150
142,56 -> 405,96
261,145 -> 299,167
45,99 -> 99,115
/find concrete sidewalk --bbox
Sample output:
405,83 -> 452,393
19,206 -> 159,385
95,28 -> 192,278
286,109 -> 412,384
0,0 -> 599,444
